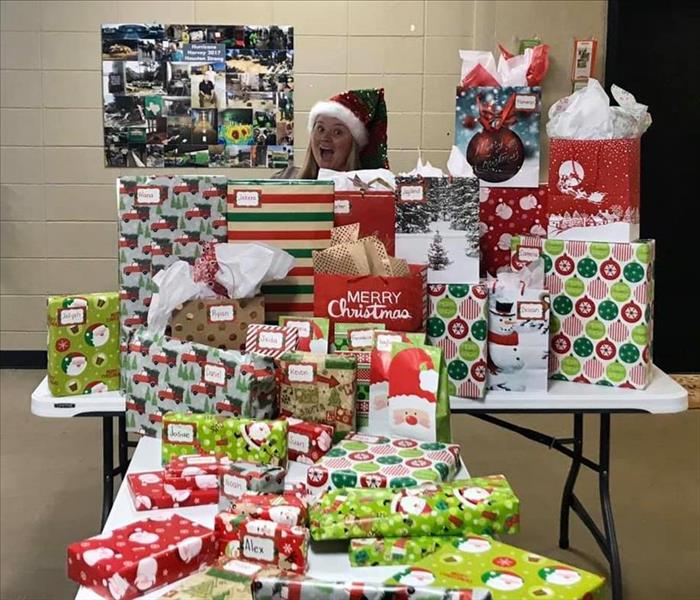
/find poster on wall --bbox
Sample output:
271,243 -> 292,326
101,23 -> 294,169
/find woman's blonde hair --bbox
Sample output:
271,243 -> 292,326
298,140 -> 361,179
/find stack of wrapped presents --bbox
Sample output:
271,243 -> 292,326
51,44 -> 654,598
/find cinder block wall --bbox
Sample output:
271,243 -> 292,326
0,0 -> 607,351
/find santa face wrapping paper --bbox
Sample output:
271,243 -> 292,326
306,433 -> 460,495
227,180 -> 335,321
47,292 -> 120,397
368,330 -> 425,435
223,491 -> 308,527
219,464 -> 287,510
285,417 -> 335,464
66,514 -> 217,600
123,327 -> 278,436
310,475 -> 519,541
278,315 -> 330,354
127,470 -> 218,511
215,514 -> 310,573
161,413 -> 288,467
350,536 -> 462,567
252,574 -> 493,600
455,86 -> 542,188
427,284 -> 489,400
166,453 -> 232,477
118,176 -> 228,349
386,536 -> 605,599
387,343 -> 451,442
512,237 -> 655,388
479,186 -> 548,277
394,176 -> 480,284
548,138 -> 640,241
169,296 -> 265,351
278,352 -> 357,436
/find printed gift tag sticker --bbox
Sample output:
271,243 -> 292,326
58,307 -> 86,326
183,456 -> 217,465
243,535 -> 275,562
135,186 -> 164,205
223,474 -> 247,497
285,320 -> 311,338
518,246 -> 541,262
287,363 -> 315,383
222,559 -> 263,576
398,184 -> 425,202
208,304 -> 235,322
515,94 -> 537,111
518,301 -> 546,320
288,432 -> 311,454
258,330 -> 285,350
334,199 -> 351,214
376,333 -> 403,353
349,329 -> 374,349
203,362 -> 227,386
165,422 -> 196,444
234,190 -> 261,207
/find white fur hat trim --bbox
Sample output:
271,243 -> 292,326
308,101 -> 369,148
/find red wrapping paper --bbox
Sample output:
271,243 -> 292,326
215,513 -> 309,573
165,453 -> 232,477
225,491 -> 308,527
127,471 -> 219,510
67,514 -> 217,600
285,417 -> 335,464
333,190 -> 396,255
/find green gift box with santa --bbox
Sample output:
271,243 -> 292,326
47,292 -> 120,397
386,535 -> 605,599
349,536 -> 462,567
162,412 -> 288,467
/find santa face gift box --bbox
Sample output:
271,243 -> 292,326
219,463 -> 287,510
127,470 -> 219,510
512,236 -> 655,389
394,176 -> 481,284
426,284 -> 489,400
306,433 -> 460,495
227,180 -> 335,321
215,513 -> 310,573
310,475 -> 519,541
386,536 -> 605,599
223,491 -> 308,527
278,351 -> 357,436
349,536 -> 462,567
47,292 -> 120,397
161,412 -> 288,467
66,514 -> 217,600
123,327 -> 278,436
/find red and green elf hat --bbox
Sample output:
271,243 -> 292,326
308,88 -> 389,170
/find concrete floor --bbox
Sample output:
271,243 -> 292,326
1,369 -> 699,600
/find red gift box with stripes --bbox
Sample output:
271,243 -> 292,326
333,190 -> 396,255
245,324 -> 299,358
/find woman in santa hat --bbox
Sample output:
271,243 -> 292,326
274,88 -> 389,178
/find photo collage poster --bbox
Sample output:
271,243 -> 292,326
102,23 -> 294,169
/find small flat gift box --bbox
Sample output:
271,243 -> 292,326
127,471 -> 219,511
245,323 -> 299,358
67,514 -> 217,600
224,491 -> 308,527
219,463 -> 287,510
285,417 -> 335,464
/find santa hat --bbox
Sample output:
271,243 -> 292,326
308,88 -> 389,169
387,347 -> 438,410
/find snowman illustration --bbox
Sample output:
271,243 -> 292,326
61,353 -> 88,377
393,567 -> 436,587
85,323 -> 110,347
386,347 -> 439,442
557,160 -> 606,204
539,566 -> 583,586
487,289 -> 525,392
481,570 -> 524,591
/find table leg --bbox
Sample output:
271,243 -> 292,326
101,416 -> 114,528
118,413 -> 129,478
559,413 -> 583,549
599,414 -> 622,600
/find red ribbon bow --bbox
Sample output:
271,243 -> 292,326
192,242 -> 229,297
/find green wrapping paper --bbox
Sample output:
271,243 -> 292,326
350,536 -> 462,567
310,475 -> 519,541
162,412 -> 288,467
386,536 -> 605,599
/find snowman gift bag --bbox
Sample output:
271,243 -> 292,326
486,260 -> 550,392
47,292 -> 120,397
386,343 -> 451,443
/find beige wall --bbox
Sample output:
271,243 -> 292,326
0,0 -> 607,351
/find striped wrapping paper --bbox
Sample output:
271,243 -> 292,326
246,324 -> 299,358
227,180 -> 335,321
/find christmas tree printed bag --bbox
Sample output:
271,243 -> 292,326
387,343 -> 451,443
47,292 -> 120,397
394,176 -> 480,284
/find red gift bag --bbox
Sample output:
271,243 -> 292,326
313,265 -> 427,332
333,190 -> 396,255
547,138 -> 640,241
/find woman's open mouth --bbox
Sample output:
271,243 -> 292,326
319,146 -> 334,162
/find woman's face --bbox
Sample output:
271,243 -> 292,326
310,116 -> 353,170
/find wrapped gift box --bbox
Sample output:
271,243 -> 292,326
394,176 -> 481,284
246,324 -> 299,358
162,413 -> 288,467
310,475 -> 519,541
426,284 -> 489,399
285,417 -> 334,464
169,296 -> 265,351
127,470 -> 218,510
165,453 -> 232,477
227,180 -> 335,321
219,464 -> 287,510
479,185 -> 548,277
47,292 -> 120,397
224,491 -> 308,527
278,352 -> 357,436
511,236 -> 655,389
252,574 -> 492,600
67,514 -> 217,600
278,315 -> 330,354
123,327 -> 279,436
386,536 -> 605,599
215,513 -> 309,573
350,536 -> 462,567
306,433 -> 460,495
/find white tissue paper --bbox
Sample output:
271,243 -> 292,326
496,47 -> 532,87
318,168 -> 396,191
398,156 -> 445,177
446,145 -> 474,178
459,50 -> 497,82
547,78 -> 651,139
146,243 -> 294,335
